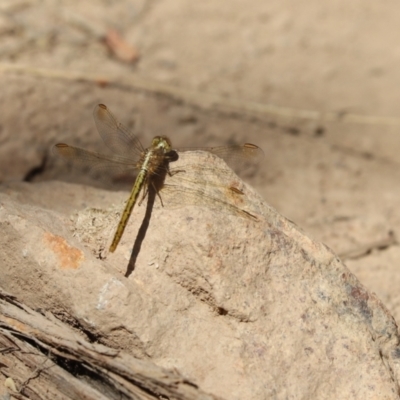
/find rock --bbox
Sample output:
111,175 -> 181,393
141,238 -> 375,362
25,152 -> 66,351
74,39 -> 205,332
0,153 -> 400,399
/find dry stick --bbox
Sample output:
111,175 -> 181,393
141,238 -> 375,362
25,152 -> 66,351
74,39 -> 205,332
0,347 -> 15,354
1,63 -> 400,126
339,231 -> 398,261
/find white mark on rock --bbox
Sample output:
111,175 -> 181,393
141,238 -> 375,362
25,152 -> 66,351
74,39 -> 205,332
97,277 -> 124,310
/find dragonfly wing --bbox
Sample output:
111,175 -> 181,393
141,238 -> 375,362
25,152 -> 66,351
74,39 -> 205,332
159,183 -> 257,221
53,144 -> 137,179
176,143 -> 264,171
169,163 -> 241,189
93,104 -> 145,158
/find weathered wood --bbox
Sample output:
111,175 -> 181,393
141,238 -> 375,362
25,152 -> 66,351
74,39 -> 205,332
0,289 -> 223,400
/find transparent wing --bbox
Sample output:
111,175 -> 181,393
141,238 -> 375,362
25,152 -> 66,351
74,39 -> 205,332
159,183 -> 257,221
176,143 -> 264,170
169,163 -> 242,189
53,143 -> 137,179
157,159 -> 258,220
93,104 -> 145,158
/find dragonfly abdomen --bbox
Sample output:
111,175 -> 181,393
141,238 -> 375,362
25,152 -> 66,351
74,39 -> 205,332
109,167 -> 148,252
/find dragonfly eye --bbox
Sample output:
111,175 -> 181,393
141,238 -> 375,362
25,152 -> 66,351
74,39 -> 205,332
166,150 -> 179,162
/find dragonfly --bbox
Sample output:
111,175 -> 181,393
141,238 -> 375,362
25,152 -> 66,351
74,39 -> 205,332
54,104 -> 263,253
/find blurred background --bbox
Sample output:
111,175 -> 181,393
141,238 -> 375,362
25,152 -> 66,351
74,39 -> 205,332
1,1 -> 400,318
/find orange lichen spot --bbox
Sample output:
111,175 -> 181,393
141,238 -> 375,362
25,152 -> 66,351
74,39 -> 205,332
96,78 -> 109,88
104,28 -> 140,63
43,233 -> 84,269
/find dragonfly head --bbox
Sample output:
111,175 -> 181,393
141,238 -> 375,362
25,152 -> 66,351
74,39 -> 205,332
152,136 -> 173,152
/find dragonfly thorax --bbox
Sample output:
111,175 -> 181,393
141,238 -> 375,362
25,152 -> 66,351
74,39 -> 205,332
148,135 -> 178,163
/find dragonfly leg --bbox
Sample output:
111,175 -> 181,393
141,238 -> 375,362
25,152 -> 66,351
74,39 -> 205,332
138,185 -> 148,206
151,181 -> 165,207
169,168 -> 186,177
